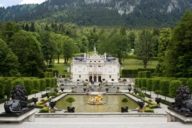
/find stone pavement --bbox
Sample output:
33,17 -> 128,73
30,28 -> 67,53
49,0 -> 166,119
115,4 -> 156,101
145,91 -> 175,102
0,116 -> 191,128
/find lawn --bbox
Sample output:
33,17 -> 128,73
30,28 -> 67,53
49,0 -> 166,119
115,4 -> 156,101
122,58 -> 158,70
53,59 -> 71,76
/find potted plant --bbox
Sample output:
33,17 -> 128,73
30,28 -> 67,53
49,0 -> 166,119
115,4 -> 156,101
66,97 -> 75,113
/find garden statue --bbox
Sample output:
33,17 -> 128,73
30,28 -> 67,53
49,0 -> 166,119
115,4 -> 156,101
137,101 -> 145,112
121,106 -> 128,113
67,107 -> 75,113
155,98 -> 161,106
169,86 -> 192,117
4,85 -> 28,113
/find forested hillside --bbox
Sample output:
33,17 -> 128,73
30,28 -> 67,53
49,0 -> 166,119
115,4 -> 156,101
0,0 -> 192,27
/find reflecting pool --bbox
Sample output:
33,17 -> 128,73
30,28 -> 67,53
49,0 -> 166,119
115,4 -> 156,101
56,94 -> 138,112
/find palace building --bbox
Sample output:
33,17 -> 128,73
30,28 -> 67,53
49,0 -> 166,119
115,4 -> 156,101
71,49 -> 120,83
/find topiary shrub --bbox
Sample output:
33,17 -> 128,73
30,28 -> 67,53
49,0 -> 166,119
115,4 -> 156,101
187,78 -> 192,93
40,79 -> 46,91
66,97 -> 75,104
4,78 -> 14,98
146,79 -> 152,91
122,98 -> 128,103
0,78 -> 5,99
169,80 -> 182,97
138,71 -> 151,78
152,79 -> 160,94
11,78 -> 24,87
160,80 -> 170,97
23,79 -> 33,94
140,78 -> 147,90
33,79 -> 40,91
39,106 -> 49,113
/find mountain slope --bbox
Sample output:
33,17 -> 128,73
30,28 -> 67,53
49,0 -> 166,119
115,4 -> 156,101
0,0 -> 192,27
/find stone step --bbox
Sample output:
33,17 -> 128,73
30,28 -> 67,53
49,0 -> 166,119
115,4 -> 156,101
1,117 -> 191,128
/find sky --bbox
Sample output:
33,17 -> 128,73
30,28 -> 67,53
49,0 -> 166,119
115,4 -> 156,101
0,0 -> 47,7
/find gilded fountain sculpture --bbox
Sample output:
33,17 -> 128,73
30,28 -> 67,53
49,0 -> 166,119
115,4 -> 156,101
87,95 -> 104,105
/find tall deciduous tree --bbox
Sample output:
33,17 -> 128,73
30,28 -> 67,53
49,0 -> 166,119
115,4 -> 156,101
63,38 -> 75,64
10,30 -> 45,77
99,28 -> 130,64
0,39 -> 19,76
41,32 -> 56,66
164,11 -> 192,77
128,31 -> 136,49
155,28 -> 172,75
135,30 -> 154,69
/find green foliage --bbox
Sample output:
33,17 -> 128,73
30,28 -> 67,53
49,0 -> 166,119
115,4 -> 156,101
31,89 -> 39,95
40,107 -> 49,113
164,11 -> 192,77
41,32 -> 57,66
63,38 -> 75,64
187,78 -> 192,93
152,79 -> 160,93
169,80 -> 182,97
160,80 -> 170,96
121,98 -> 128,103
135,30 -> 154,69
0,1 -> 190,27
23,79 -> 33,94
146,79 -> 153,91
140,78 -> 147,90
138,71 -> 151,78
0,39 -> 19,76
40,79 -> 46,91
0,78 -> 5,98
122,69 -> 155,78
33,79 -> 40,91
10,30 -> 45,77
66,97 -> 75,103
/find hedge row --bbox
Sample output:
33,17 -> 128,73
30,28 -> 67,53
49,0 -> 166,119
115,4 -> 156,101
135,77 -> 192,98
138,71 -> 151,78
0,77 -> 57,99
121,69 -> 155,78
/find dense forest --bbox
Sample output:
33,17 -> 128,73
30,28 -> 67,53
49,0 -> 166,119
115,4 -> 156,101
0,0 -> 192,27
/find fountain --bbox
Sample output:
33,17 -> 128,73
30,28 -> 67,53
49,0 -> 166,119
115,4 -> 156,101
87,94 -> 104,105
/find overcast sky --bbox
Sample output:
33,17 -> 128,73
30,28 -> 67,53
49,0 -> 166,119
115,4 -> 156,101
0,0 -> 47,7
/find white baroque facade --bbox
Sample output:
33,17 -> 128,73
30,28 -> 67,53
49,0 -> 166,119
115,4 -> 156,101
71,51 -> 120,83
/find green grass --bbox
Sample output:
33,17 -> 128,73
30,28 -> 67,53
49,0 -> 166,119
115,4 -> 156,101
122,58 -> 158,70
53,61 -> 70,76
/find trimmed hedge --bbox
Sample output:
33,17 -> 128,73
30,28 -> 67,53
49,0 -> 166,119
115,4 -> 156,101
0,77 -> 57,99
135,77 -> 192,98
152,79 -> 160,94
146,79 -> 152,91
187,78 -> 192,93
121,69 -> 155,78
138,71 -> 151,78
159,80 -> 170,97
169,80 -> 182,97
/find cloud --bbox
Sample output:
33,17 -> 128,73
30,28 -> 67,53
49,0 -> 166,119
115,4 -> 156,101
20,0 -> 46,4
0,0 -> 22,7
0,0 -> 47,7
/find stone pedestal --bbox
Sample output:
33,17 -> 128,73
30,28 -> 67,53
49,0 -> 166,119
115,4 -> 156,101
167,109 -> 192,123
0,109 -> 36,123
